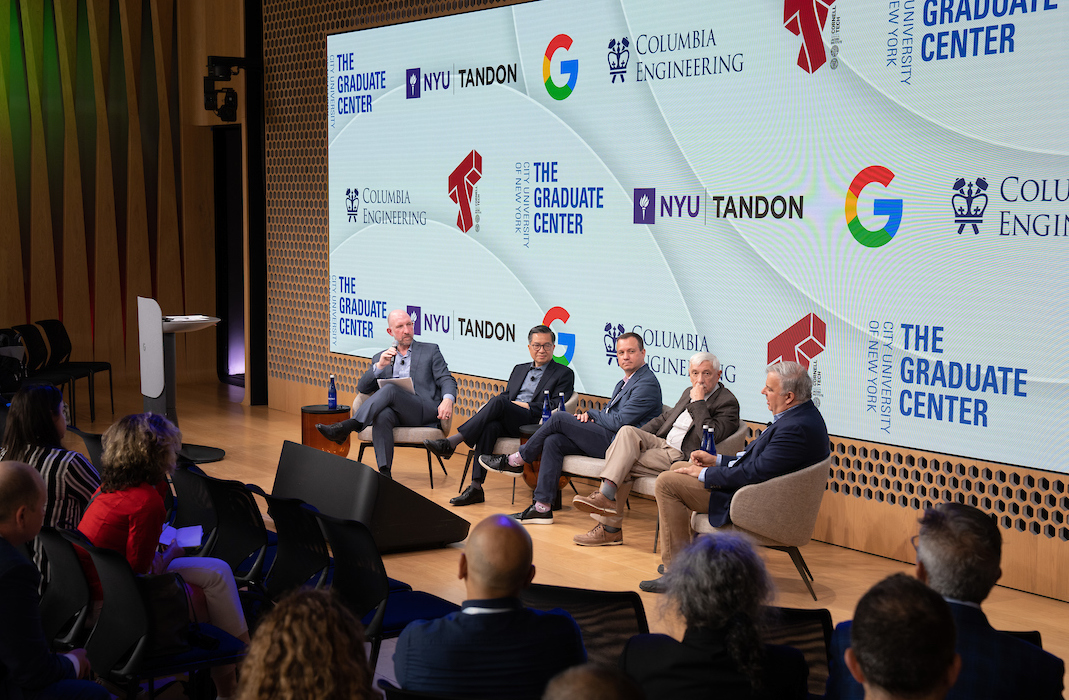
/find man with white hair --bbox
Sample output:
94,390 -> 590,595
571,352 -> 740,546
643,361 -> 829,592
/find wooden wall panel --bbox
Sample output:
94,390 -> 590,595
0,0 -> 220,392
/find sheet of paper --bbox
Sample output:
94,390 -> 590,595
377,377 -> 415,393
160,524 -> 203,548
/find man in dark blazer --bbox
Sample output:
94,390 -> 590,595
0,461 -> 107,700
480,332 -> 663,525
571,351 -> 740,546
317,309 -> 457,478
643,360 -> 829,591
825,503 -> 1065,700
424,324 -> 575,507
393,514 -> 586,699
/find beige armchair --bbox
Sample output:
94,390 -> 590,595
351,392 -> 453,488
458,392 -> 579,503
691,455 -> 833,600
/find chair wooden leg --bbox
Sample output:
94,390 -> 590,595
435,454 -> 448,477
425,448 -> 434,489
358,443 -> 368,464
653,514 -> 660,553
106,367 -> 115,414
773,545 -> 817,601
511,477 -> 517,504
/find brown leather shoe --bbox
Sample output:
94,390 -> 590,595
572,490 -> 618,516
573,524 -> 623,546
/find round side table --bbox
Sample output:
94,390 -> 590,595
301,404 -> 352,457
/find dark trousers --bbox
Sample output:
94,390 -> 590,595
352,383 -> 439,468
458,393 -> 533,483
519,411 -> 615,505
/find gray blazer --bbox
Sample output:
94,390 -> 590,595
356,340 -> 458,405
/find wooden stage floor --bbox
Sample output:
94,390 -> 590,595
63,381 -> 1069,683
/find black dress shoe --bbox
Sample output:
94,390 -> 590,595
639,576 -> 667,593
450,484 -> 485,506
480,454 -> 523,475
317,421 -> 355,445
424,438 -> 456,459
510,504 -> 553,525
378,466 -> 392,480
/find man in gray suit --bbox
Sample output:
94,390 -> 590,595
317,309 -> 457,478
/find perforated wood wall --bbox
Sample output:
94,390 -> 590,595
260,0 -> 1069,602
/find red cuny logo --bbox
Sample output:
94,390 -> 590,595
783,0 -> 836,73
449,150 -> 483,232
767,313 -> 826,369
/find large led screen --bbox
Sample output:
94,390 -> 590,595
327,0 -> 1069,473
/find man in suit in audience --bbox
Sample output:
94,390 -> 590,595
423,324 -> 575,507
317,309 -> 457,478
0,460 -> 108,700
826,502 -> 1066,700
393,514 -> 586,699
479,332 -> 663,525
844,573 -> 961,700
570,352 -> 740,546
643,360 -> 829,592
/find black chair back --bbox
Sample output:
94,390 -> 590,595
12,324 -> 51,372
35,319 -> 74,364
193,473 -> 268,586
518,582 -> 649,666
248,486 -> 331,600
36,527 -> 91,647
67,427 -> 104,469
313,512 -> 390,627
1002,629 -> 1044,648
761,605 -> 834,697
168,462 -> 217,540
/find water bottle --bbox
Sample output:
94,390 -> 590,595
541,390 -> 552,424
705,427 -> 717,456
558,392 -> 566,413
327,374 -> 337,410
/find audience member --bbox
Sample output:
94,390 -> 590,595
0,384 -> 100,580
77,413 -> 249,697
843,573 -> 960,700
826,503 -> 1065,699
0,460 -> 108,700
543,663 -> 644,700
571,352 -> 739,546
424,324 -> 574,507
316,309 -> 457,479
622,532 -> 808,699
394,514 -> 586,698
644,360 -> 828,592
480,332 -> 662,524
237,588 -> 377,700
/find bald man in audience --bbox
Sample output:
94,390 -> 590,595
0,461 -> 108,700
394,514 -> 586,699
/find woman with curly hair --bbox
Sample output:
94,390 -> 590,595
622,532 -> 809,699
77,413 -> 249,697
237,589 -> 378,700
0,384 -> 100,580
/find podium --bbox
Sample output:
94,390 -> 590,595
137,297 -> 225,463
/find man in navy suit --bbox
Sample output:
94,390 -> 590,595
643,360 -> 829,591
480,332 -> 663,525
825,503 -> 1065,700
393,514 -> 586,698
1,461 -> 108,700
317,309 -> 457,478
423,324 -> 575,507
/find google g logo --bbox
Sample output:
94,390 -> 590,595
846,166 -> 903,248
542,306 -> 576,365
543,34 -> 578,101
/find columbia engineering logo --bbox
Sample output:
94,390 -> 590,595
607,37 -> 630,83
345,187 -> 359,221
952,177 -> 988,235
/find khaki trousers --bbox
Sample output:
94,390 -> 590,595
654,469 -> 711,567
591,425 -> 683,529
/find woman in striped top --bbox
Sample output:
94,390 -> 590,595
0,384 -> 100,579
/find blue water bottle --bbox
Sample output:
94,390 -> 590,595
328,374 -> 337,410
541,390 -> 552,424
705,426 -> 717,455
559,392 -> 567,413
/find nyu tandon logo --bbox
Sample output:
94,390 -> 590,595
846,166 -> 903,248
633,188 -> 655,224
448,150 -> 483,233
607,37 -> 630,82
406,68 -> 421,98
407,305 -> 422,335
345,187 -> 359,221
952,177 -> 988,235
768,313 -> 826,369
543,306 -> 575,366
543,34 -> 579,100
783,0 -> 837,73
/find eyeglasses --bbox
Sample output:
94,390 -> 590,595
529,343 -> 554,351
